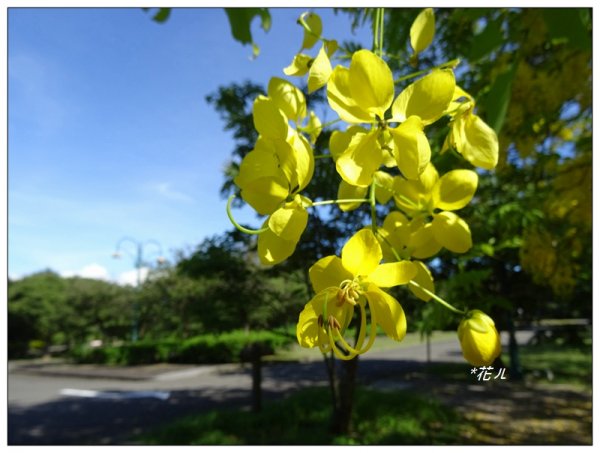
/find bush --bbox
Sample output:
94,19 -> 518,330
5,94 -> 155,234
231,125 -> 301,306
69,329 -> 293,365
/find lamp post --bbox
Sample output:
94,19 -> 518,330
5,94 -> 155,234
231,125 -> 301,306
112,237 -> 165,342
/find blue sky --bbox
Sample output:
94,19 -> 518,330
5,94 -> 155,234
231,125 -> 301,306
8,7 -> 372,283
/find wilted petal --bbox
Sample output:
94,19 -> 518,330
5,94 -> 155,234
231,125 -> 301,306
341,228 -> 382,277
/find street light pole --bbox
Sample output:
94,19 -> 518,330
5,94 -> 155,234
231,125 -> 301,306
112,237 -> 165,342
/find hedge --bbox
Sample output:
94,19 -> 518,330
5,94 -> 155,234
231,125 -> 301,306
70,329 -> 294,365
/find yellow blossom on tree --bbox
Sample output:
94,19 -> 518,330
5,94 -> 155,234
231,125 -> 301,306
457,310 -> 502,366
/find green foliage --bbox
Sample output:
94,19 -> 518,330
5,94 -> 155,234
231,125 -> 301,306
140,386 -> 466,445
224,8 -> 271,57
70,329 -> 294,365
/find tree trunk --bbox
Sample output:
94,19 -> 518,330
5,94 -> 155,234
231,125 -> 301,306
330,355 -> 359,436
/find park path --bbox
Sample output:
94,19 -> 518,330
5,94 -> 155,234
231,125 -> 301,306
8,331 -> 592,445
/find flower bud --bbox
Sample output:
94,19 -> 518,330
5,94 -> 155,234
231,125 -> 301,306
457,310 -> 501,366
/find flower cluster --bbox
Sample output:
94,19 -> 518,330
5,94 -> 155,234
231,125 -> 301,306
228,8 -> 502,366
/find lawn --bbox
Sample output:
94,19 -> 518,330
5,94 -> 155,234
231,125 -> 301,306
139,386 -> 472,445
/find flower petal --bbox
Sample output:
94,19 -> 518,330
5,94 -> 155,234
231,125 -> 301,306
373,171 -> 394,204
284,53 -> 312,76
327,66 -> 373,123
268,204 -> 308,241
299,12 -> 322,50
341,228 -> 382,277
390,116 -> 431,180
253,95 -> 289,140
287,131 -> 315,192
258,225 -> 300,265
337,180 -> 368,212
268,77 -> 306,123
409,219 -> 443,259
308,45 -> 332,93
392,69 -> 456,125
240,177 -> 289,216
365,285 -> 407,341
329,126 -> 367,161
433,169 -> 478,211
336,131 -> 383,187
453,113 -> 499,170
368,261 -> 417,288
410,8 -> 435,54
408,260 -> 435,301
309,255 -> 352,294
348,49 -> 394,118
431,211 -> 472,253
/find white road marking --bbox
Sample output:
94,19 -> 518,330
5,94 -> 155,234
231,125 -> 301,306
60,388 -> 170,400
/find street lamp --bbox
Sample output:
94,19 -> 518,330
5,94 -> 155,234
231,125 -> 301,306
112,237 -> 165,342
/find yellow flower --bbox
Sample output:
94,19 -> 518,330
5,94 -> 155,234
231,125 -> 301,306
327,50 -> 456,184
296,228 -> 417,359
377,211 -> 435,302
235,79 -> 315,216
457,310 -> 502,366
446,87 -> 499,170
257,196 -> 309,266
392,163 -> 477,254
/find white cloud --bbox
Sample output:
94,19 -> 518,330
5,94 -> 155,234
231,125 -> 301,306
116,267 -> 150,287
60,263 -> 110,281
153,182 -> 195,203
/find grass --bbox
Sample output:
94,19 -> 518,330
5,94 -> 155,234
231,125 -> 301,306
516,340 -> 592,389
138,386 -> 470,445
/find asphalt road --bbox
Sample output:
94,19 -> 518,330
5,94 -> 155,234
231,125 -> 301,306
8,332 -> 533,445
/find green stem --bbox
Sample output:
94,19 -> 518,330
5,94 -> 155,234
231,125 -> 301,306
375,230 -> 403,262
394,58 -> 461,84
310,198 -> 370,207
226,195 -> 269,235
408,280 -> 466,315
369,181 -> 377,233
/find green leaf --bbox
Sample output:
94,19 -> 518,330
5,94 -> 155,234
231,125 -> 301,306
468,18 -> 503,61
481,60 -> 517,134
543,9 -> 591,51
142,8 -> 171,23
224,8 -> 271,55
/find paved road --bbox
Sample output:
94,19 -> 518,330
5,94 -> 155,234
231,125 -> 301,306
8,332 -> 533,445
